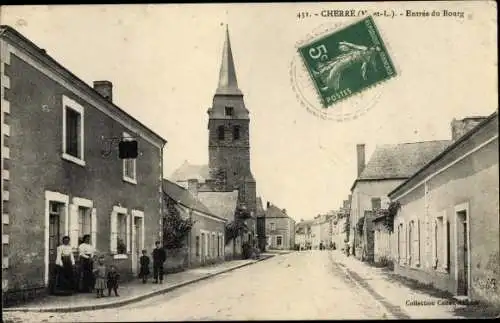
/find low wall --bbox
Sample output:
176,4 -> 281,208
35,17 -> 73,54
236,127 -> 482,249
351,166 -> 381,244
164,248 -> 189,274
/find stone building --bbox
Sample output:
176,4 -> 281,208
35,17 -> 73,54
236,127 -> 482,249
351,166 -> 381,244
169,26 -> 258,247
256,197 -> 267,251
389,112 -> 499,306
1,26 -> 166,305
162,180 -> 227,269
295,219 -> 313,250
349,140 -> 451,261
265,202 -> 296,250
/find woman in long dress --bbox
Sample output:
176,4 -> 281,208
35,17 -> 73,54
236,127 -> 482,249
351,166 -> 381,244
78,234 -> 95,293
54,236 -> 75,295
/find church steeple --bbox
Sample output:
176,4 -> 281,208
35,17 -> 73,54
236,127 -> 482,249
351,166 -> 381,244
216,25 -> 242,96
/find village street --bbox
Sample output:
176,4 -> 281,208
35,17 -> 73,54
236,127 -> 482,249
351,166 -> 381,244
5,250 -> 482,322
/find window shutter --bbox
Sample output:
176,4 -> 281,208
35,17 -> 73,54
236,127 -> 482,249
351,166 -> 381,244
141,216 -> 145,252
110,211 -> 117,253
69,204 -> 79,249
443,214 -> 449,269
126,213 -> 131,253
402,222 -> 406,264
431,220 -> 437,268
415,220 -> 420,266
91,208 -> 97,249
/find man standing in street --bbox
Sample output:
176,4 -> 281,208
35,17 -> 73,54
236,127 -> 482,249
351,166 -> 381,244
152,241 -> 166,284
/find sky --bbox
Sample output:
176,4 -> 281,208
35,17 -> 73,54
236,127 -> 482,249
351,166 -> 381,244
1,3 -> 497,221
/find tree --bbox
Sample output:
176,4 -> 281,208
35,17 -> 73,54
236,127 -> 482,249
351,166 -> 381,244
225,205 -> 252,245
163,204 -> 195,249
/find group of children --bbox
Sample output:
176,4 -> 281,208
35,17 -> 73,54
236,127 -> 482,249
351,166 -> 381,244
92,241 -> 167,298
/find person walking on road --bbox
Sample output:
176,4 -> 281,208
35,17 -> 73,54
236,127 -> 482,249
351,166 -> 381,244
152,241 -> 166,284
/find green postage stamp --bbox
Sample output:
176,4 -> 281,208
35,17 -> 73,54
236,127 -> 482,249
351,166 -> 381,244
298,16 -> 396,108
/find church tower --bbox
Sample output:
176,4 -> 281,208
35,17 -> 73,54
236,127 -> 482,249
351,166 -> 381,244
207,26 -> 256,215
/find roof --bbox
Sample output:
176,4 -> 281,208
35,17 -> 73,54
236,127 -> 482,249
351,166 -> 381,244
265,204 -> 289,218
389,111 -> 498,199
0,25 -> 166,146
170,161 -> 210,182
197,190 -> 239,221
162,179 -> 215,216
351,140 -> 451,190
216,25 -> 242,96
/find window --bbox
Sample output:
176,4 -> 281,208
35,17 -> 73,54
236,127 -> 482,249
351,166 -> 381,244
78,207 -> 91,241
371,197 -> 381,210
117,213 -> 127,254
62,96 -> 85,166
122,132 -> 137,184
196,236 -> 200,257
217,126 -> 225,140
276,236 -> 283,246
217,235 -> 220,257
225,106 -> 234,116
233,126 -> 240,140
270,223 -> 276,231
408,221 -> 413,266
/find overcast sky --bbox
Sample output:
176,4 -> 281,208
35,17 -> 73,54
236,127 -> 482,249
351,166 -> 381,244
1,3 -> 497,221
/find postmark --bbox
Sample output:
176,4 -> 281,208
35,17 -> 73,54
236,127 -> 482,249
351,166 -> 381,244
291,16 -> 397,121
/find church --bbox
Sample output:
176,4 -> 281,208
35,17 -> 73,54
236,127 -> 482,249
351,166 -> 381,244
170,26 -> 258,244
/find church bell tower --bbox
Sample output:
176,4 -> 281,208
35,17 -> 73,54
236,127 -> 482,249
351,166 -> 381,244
207,25 -> 256,214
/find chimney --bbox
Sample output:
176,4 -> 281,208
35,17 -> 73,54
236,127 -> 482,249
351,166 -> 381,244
267,201 -> 270,208
93,80 -> 113,102
451,117 -> 487,141
187,179 -> 198,197
343,200 -> 349,209
356,144 -> 366,177
282,209 -> 287,214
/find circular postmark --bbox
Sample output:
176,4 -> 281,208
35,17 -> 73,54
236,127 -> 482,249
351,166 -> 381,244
290,22 -> 386,122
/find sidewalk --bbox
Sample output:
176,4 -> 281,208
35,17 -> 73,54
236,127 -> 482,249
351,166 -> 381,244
331,251 -> 499,319
4,254 -> 275,313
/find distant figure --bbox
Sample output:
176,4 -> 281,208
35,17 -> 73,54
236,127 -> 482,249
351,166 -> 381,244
139,249 -> 151,284
152,241 -> 166,284
54,236 -> 75,295
93,256 -> 107,298
319,242 -> 324,250
107,265 -> 120,297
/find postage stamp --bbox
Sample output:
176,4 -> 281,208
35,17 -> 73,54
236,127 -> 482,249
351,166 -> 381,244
297,16 -> 396,108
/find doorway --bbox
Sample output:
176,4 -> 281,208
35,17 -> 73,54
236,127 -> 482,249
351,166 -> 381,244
456,209 -> 470,296
48,202 -> 62,293
131,216 -> 143,275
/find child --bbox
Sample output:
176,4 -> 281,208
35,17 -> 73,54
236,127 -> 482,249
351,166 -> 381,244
107,265 -> 120,297
138,249 -> 150,284
93,256 -> 107,298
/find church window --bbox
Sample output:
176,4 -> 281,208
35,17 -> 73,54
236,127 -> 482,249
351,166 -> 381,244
225,106 -> 234,116
233,126 -> 240,140
217,126 -> 225,140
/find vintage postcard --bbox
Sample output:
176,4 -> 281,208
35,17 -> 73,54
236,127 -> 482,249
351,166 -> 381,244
1,2 -> 498,322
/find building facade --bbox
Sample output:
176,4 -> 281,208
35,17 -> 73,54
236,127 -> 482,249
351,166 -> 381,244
265,202 -> 295,250
389,112 -> 499,306
256,197 -> 266,251
349,141 -> 450,261
162,180 -> 227,269
1,26 -> 166,304
295,219 -> 313,250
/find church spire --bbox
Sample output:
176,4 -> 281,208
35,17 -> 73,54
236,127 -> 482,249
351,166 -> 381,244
216,25 -> 242,96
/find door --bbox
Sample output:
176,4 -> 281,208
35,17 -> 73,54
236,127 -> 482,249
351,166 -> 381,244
48,202 -> 62,293
132,217 -> 141,275
456,211 -> 469,296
